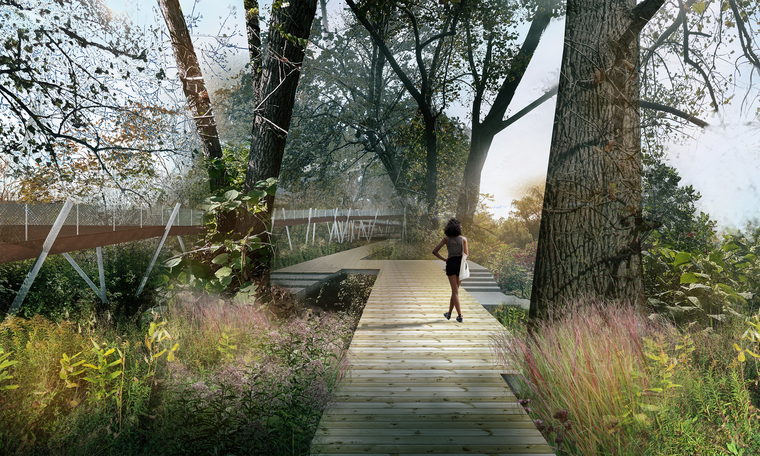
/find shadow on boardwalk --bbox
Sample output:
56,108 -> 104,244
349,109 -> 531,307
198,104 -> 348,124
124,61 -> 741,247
273,243 -> 554,455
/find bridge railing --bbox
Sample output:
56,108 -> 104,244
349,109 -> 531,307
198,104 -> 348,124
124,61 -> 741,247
0,202 -> 204,243
276,208 -> 403,220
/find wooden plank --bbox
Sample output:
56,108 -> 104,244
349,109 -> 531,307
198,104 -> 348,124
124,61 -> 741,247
272,252 -> 553,455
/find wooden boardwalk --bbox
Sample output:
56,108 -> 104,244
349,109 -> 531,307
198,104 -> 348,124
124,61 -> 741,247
275,243 -> 554,455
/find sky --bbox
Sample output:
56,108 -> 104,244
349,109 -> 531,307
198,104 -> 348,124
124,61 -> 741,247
108,0 -> 760,231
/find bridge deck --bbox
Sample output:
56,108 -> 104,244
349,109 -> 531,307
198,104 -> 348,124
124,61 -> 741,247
275,244 -> 554,455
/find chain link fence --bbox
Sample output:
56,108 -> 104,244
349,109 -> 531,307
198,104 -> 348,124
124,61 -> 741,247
0,202 -> 204,243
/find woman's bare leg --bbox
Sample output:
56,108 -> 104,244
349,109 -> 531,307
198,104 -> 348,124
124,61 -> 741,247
448,274 -> 462,317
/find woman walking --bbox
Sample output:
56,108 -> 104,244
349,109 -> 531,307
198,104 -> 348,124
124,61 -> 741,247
432,217 -> 469,323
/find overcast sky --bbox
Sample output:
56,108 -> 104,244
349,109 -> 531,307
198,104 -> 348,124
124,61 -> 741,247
110,0 -> 760,231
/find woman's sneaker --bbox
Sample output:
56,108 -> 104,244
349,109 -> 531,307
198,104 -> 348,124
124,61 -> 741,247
443,312 -> 451,320
456,315 -> 463,323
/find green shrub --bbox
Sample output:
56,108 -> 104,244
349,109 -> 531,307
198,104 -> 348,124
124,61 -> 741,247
0,240 -> 171,321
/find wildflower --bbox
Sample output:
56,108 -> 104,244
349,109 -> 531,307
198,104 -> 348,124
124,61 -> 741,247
553,409 -> 569,423
534,419 -> 546,431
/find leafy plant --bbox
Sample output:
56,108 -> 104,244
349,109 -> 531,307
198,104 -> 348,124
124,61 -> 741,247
161,178 -> 276,299
492,304 -> 527,335
58,351 -> 86,389
0,348 -> 19,391
81,341 -> 124,405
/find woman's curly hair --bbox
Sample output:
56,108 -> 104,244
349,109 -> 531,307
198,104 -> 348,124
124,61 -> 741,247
443,217 -> 462,237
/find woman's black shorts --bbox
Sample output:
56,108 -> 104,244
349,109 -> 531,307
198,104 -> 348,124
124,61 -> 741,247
446,255 -> 462,276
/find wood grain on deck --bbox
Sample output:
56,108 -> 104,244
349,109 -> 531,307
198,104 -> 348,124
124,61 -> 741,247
275,243 -> 554,455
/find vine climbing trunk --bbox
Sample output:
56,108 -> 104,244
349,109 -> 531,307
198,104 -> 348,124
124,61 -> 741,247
530,0 -> 666,319
241,0 -> 318,275
158,0 -> 225,190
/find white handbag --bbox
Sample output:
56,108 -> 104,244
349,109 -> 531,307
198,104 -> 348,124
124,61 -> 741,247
459,253 -> 470,280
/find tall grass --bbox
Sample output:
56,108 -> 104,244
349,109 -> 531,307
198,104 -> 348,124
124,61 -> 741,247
494,298 -> 760,455
0,285 -> 365,455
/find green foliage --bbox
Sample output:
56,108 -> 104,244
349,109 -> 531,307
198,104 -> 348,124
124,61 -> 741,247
645,228 -> 760,323
492,304 -> 526,335
0,240 -> 168,321
495,298 -> 760,456
0,348 -> 19,391
0,281 -> 368,455
161,178 -> 276,299
487,242 -> 536,299
273,238 -> 369,270
641,150 -> 717,253
81,341 -> 124,405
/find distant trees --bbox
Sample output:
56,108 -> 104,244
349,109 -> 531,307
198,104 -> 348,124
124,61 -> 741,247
345,0 -> 465,223
454,0 -> 559,227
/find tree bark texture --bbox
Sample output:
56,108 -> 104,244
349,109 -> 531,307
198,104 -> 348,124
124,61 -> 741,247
158,0 -> 225,189
530,0 -> 658,318
244,0 -> 318,194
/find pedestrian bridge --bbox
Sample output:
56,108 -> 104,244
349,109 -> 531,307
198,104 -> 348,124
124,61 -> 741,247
273,243 -> 554,455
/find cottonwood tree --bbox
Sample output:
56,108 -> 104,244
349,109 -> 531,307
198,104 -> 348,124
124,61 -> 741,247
345,0 -> 465,223
530,0 -> 669,318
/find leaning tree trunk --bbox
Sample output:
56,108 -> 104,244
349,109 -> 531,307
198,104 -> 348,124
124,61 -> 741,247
530,0 -> 665,319
158,0 -> 225,190
456,126 -> 494,228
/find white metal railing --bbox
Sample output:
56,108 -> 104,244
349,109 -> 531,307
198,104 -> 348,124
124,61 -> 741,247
275,208 -> 403,220
273,207 -> 405,250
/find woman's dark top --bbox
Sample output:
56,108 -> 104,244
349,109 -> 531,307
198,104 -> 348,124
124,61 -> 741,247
445,236 -> 464,276
447,236 -> 464,257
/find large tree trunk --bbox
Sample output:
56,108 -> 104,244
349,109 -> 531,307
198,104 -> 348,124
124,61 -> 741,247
530,0 -> 665,319
244,0 -> 318,193
158,0 -> 225,190
423,112 -> 438,224
241,0 -> 318,274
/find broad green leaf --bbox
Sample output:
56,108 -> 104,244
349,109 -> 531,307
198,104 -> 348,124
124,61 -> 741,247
687,296 -> 700,306
223,189 -> 240,201
680,272 -> 699,284
673,252 -> 692,268
248,189 -> 266,200
164,257 -> 182,268
692,1 -> 706,14
215,267 -> 232,278
0,360 -> 18,369
220,276 -> 233,287
105,371 -> 122,381
212,253 -> 229,265
722,242 -> 740,252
